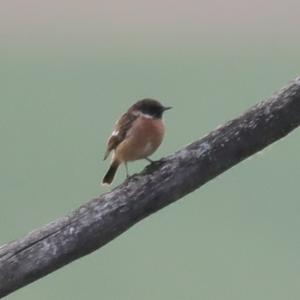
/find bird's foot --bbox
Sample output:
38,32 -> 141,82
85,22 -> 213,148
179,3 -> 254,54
145,157 -> 155,164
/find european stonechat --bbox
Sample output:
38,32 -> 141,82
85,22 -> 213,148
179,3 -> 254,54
102,99 -> 171,185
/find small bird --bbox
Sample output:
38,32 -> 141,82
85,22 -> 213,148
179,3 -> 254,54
102,99 -> 171,185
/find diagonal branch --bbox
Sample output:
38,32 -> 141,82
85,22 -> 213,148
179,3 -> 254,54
1,77 -> 300,298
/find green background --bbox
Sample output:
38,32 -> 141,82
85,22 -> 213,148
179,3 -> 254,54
1,1 -> 300,299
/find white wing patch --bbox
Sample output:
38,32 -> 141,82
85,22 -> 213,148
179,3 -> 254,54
112,129 -> 119,136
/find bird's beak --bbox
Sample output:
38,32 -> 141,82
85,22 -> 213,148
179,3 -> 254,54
163,106 -> 172,111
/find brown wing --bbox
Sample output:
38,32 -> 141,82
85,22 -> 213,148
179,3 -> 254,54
103,112 -> 138,160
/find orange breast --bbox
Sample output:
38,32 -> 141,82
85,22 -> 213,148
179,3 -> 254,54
115,116 -> 165,162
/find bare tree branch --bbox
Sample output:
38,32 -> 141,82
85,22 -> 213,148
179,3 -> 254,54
1,77 -> 300,298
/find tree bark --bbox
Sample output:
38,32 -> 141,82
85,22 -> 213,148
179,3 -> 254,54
1,77 -> 300,298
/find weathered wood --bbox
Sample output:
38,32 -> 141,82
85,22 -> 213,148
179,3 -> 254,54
1,77 -> 300,298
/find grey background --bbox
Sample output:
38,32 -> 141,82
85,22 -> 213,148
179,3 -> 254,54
1,1 -> 300,299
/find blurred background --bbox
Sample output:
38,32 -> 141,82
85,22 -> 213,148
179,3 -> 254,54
1,1 -> 300,299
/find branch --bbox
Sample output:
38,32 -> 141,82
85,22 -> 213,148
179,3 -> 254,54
1,77 -> 300,298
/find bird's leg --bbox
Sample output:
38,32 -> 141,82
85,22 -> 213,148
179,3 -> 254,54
145,157 -> 154,164
125,162 -> 130,178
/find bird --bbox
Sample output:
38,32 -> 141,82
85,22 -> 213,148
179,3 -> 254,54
102,99 -> 171,185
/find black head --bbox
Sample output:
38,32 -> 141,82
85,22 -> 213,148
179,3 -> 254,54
131,98 -> 172,118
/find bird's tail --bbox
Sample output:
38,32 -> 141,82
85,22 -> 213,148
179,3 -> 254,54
102,160 -> 120,185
